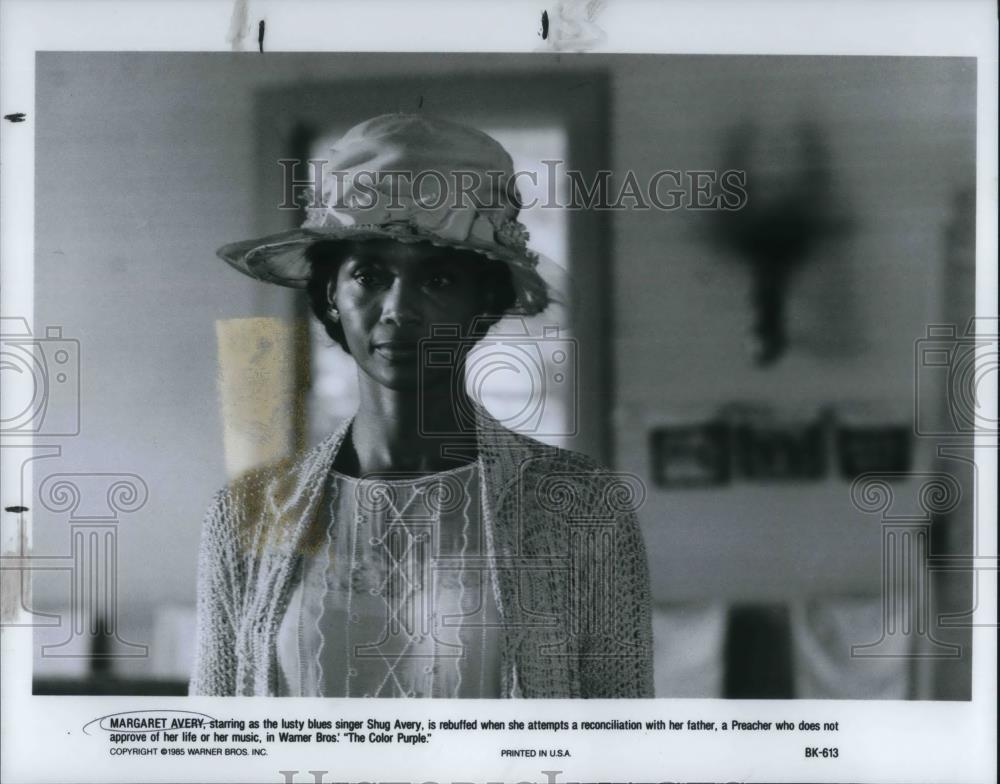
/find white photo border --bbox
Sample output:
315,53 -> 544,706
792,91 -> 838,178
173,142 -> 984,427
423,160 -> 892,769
1,1 -> 996,783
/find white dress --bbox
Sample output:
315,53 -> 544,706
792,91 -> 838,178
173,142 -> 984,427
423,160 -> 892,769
276,461 -> 503,698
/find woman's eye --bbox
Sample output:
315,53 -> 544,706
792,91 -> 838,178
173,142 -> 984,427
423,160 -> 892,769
352,269 -> 385,287
425,273 -> 454,289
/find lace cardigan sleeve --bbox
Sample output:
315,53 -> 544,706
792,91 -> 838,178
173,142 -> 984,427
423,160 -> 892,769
578,497 -> 656,698
188,487 -> 242,696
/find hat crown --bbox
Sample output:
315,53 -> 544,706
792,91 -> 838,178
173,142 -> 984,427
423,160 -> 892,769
334,113 -> 515,176
303,113 -> 524,241
315,113 -> 519,219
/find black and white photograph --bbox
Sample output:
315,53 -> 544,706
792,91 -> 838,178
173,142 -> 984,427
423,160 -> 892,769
1,2 -> 996,783
23,48 -> 979,701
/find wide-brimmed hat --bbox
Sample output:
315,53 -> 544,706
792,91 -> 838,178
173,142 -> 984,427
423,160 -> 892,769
216,113 -> 556,316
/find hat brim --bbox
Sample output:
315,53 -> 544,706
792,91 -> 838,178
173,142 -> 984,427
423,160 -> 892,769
216,225 -> 558,316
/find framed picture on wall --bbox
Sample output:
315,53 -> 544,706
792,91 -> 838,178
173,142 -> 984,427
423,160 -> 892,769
650,421 -> 731,487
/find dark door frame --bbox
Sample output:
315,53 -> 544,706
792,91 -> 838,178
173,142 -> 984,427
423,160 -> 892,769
253,70 -> 612,462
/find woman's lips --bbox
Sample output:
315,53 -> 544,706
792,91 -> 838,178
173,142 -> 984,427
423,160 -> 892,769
373,342 -> 419,361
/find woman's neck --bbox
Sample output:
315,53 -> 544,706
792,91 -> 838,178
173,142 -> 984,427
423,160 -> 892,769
340,374 -> 478,477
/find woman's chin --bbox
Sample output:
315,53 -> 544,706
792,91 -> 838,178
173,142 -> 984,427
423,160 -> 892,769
358,354 -> 458,394
359,363 -> 422,392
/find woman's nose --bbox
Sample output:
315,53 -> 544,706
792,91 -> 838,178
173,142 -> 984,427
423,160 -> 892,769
379,278 -> 422,326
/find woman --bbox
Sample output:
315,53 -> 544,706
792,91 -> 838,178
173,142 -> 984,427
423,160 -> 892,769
190,113 -> 654,698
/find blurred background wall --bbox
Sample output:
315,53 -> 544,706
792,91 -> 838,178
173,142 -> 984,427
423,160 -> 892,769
28,53 -> 976,698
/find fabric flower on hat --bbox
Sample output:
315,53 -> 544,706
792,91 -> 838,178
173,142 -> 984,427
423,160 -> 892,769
494,219 -> 531,254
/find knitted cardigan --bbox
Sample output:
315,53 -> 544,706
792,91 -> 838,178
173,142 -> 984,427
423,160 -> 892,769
189,403 -> 654,698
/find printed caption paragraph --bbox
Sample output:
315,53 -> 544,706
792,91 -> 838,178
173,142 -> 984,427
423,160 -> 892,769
89,711 -> 841,760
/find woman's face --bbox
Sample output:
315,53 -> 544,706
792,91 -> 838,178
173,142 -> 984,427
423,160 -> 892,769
330,239 -> 493,391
